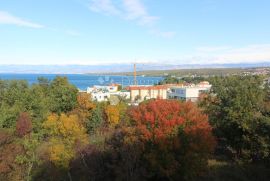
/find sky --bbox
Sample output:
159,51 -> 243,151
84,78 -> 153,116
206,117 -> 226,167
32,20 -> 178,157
0,0 -> 270,65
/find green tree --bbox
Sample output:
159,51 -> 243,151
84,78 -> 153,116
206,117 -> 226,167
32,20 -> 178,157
87,102 -> 106,134
16,134 -> 42,181
200,76 -> 270,162
48,76 -> 78,113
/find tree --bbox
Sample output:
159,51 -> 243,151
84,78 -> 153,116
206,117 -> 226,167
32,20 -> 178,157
47,138 -> 74,168
87,102 -> 106,134
37,77 -> 50,90
105,105 -> 120,126
43,113 -> 89,168
15,134 -> 41,181
0,129 -> 25,181
0,80 -> 49,130
199,76 -> 270,162
70,93 -> 95,127
128,99 -> 215,180
16,112 -> 32,137
77,93 -> 95,111
48,76 -> 78,113
0,80 -> 30,128
43,114 -> 88,145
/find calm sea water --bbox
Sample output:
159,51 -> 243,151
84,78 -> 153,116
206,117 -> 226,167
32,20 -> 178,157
0,74 -> 163,90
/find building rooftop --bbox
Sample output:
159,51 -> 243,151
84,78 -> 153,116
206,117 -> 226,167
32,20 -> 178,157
126,85 -> 168,91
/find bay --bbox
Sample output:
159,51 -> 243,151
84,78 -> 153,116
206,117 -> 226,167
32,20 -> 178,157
0,74 -> 163,90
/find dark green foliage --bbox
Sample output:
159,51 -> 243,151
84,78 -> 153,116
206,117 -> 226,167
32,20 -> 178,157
159,75 -> 207,85
158,75 -> 182,84
0,77 -> 78,129
87,102 -> 106,134
200,76 -> 270,162
48,76 -> 78,113
181,76 -> 206,83
197,159 -> 270,181
0,80 -> 33,128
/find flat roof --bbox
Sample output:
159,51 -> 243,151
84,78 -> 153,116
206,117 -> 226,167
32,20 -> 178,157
126,85 -> 168,90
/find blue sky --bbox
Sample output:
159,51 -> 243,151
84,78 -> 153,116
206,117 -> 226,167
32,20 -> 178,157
0,0 -> 270,65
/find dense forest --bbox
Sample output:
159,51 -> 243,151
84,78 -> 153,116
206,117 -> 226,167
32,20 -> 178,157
0,76 -> 270,181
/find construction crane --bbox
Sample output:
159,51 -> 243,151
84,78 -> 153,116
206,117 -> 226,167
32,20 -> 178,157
134,63 -> 137,85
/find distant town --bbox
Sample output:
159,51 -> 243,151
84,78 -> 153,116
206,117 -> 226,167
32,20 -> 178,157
82,66 -> 270,105
84,81 -> 212,105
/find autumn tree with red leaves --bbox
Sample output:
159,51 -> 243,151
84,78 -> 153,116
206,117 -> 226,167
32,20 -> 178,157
16,112 -> 32,137
129,99 -> 216,180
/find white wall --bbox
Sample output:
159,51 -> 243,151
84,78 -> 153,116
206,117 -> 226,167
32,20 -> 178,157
168,86 -> 211,102
130,89 -> 167,102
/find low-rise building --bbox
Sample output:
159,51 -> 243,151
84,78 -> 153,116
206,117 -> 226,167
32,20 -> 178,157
87,84 -> 130,102
126,85 -> 168,102
91,91 -> 110,102
87,85 -> 118,94
167,81 -> 212,102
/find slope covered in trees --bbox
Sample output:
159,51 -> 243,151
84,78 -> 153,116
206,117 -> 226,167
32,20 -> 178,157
0,75 -> 270,180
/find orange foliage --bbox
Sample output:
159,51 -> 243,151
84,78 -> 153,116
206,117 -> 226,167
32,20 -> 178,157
77,93 -> 95,111
105,105 -> 120,126
70,93 -> 95,126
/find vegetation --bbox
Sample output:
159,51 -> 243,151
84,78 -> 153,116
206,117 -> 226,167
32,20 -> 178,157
104,68 -> 249,77
158,75 -> 207,84
197,75 -> 270,180
1,75 -> 270,180
128,100 -> 215,180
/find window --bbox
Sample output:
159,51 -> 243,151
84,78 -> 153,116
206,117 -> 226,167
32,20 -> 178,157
177,89 -> 184,94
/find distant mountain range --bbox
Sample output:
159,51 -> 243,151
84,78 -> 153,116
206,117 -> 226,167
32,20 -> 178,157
1,62 -> 270,74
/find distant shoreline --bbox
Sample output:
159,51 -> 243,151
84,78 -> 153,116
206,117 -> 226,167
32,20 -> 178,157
0,67 -> 269,77
1,63 -> 270,75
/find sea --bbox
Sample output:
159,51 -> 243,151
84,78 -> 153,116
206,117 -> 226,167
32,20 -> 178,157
0,74 -> 163,90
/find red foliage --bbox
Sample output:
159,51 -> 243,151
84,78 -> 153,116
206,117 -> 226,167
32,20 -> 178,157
16,112 -> 32,137
129,99 -> 215,144
128,100 -> 216,179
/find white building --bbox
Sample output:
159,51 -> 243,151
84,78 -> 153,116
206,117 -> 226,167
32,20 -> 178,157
86,84 -> 130,102
87,85 -> 118,94
167,81 -> 212,102
91,92 -> 111,102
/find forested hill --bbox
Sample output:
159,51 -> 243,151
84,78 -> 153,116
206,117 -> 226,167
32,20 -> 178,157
100,67 -> 270,77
